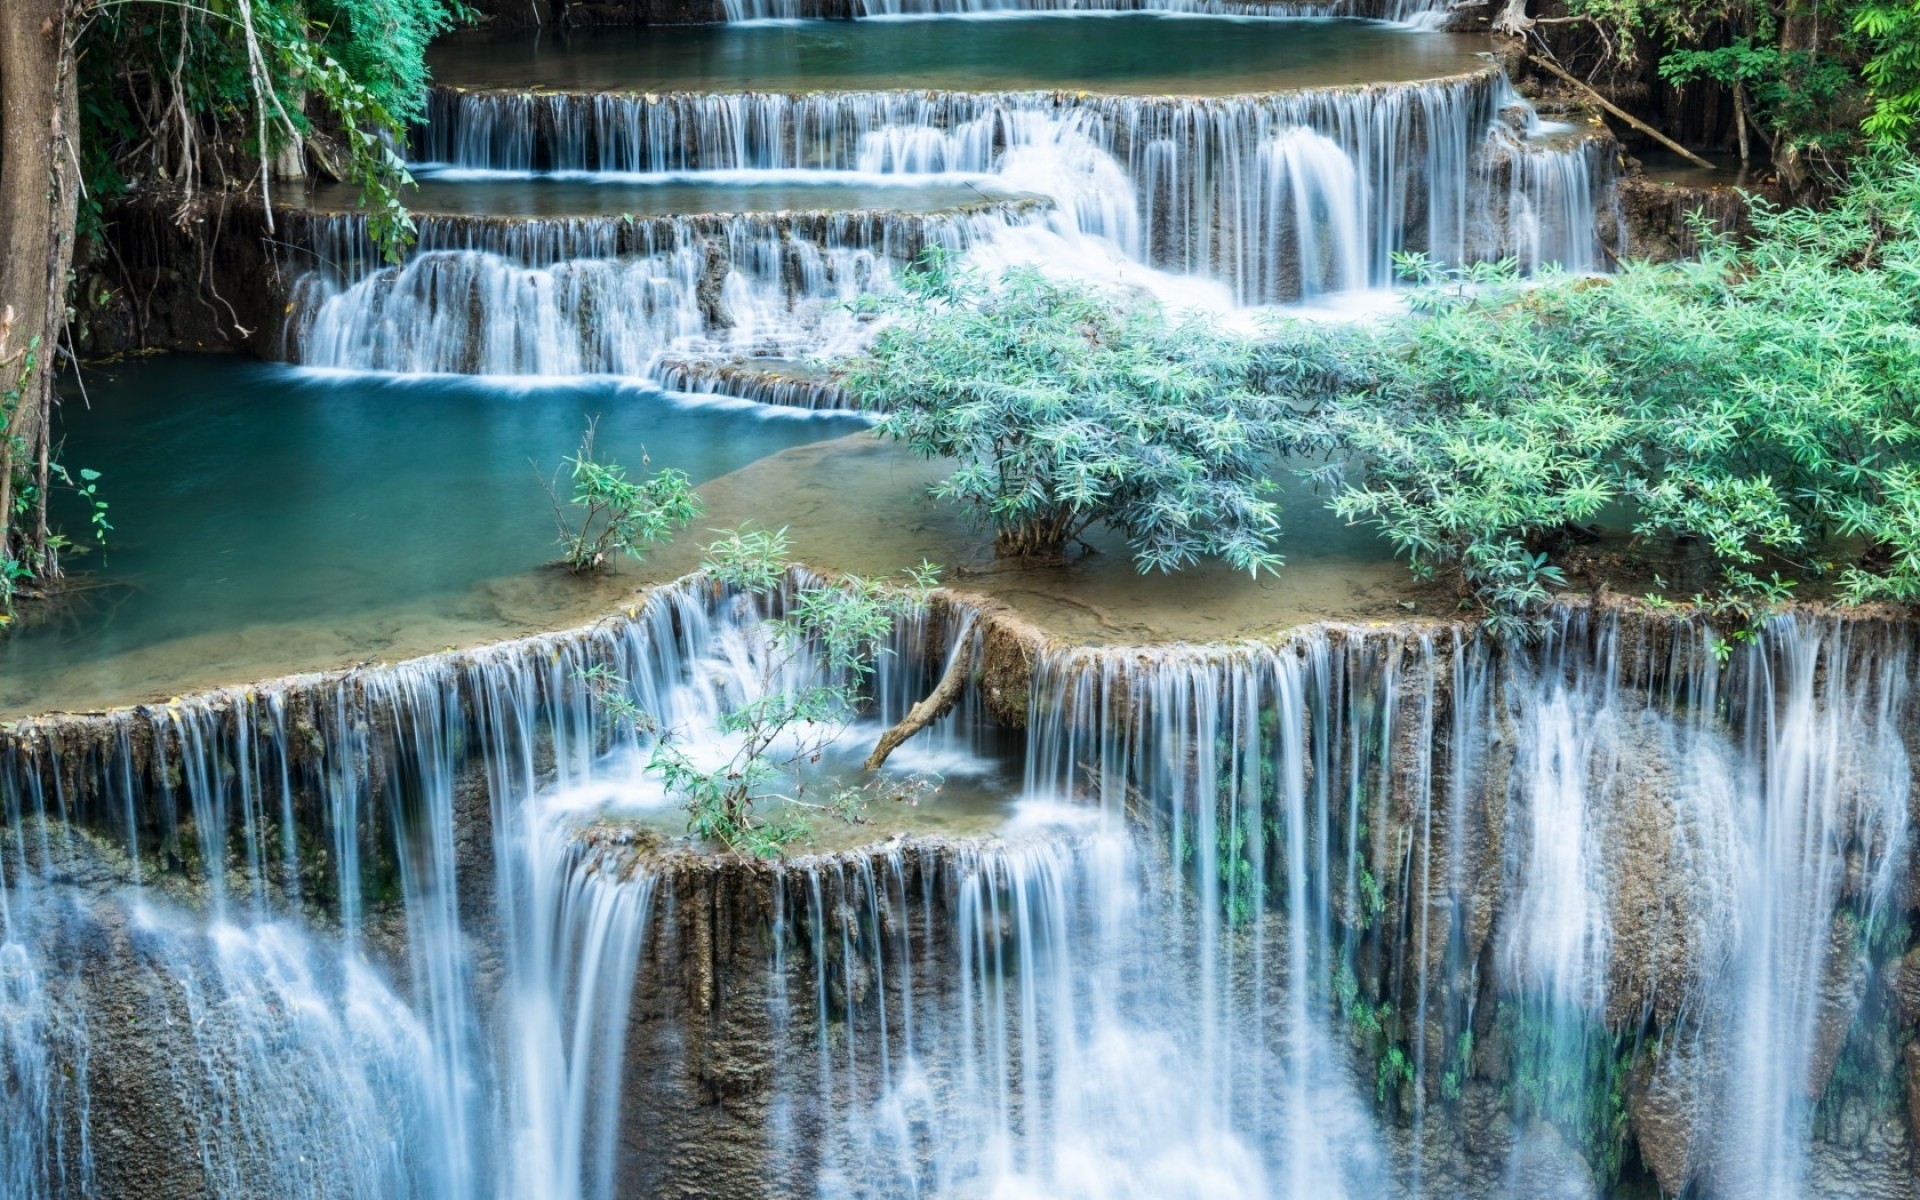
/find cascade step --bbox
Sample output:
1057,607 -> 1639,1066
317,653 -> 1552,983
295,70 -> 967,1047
281,16 -> 1622,381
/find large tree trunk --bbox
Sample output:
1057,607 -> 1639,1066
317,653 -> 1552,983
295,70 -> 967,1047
1772,0 -> 1825,198
0,0 -> 81,570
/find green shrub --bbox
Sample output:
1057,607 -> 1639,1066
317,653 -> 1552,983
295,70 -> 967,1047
842,258 -> 1321,575
542,419 -> 700,574
1326,155 -> 1920,629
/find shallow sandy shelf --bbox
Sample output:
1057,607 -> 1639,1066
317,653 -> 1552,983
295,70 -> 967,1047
0,432 -> 1431,719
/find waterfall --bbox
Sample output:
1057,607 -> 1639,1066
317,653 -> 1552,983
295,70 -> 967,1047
1714,620 -> 1911,1196
284,71 -> 1618,380
8,594 -> 1908,1196
407,78 -> 1569,298
0,575 -> 987,1198
288,203 -> 1042,375
652,357 -> 853,410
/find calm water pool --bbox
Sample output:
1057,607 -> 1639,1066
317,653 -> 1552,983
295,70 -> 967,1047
1,357 -> 861,709
426,15 -> 1485,96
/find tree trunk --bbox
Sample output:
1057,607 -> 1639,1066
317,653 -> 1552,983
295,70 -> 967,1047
1491,0 -> 1530,37
993,511 -> 1075,564
0,0 -> 81,571
1772,0 -> 1824,197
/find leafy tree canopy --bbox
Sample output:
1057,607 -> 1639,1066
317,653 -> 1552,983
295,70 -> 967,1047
73,0 -> 466,254
843,156 -> 1920,638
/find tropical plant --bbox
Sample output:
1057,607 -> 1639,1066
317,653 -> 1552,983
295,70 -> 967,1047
638,527 -> 941,856
1323,154 -> 1920,629
540,419 -> 701,575
841,256 -> 1322,574
72,0 -> 465,255
1857,0 -> 1920,143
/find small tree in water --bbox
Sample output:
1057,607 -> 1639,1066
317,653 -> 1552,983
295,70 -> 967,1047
841,256 -> 1317,574
540,418 -> 701,574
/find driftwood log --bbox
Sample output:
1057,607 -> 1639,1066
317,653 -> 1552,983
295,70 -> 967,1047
864,640 -> 975,771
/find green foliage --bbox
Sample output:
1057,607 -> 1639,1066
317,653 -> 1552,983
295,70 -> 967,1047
1321,157 -> 1920,628
1217,808 -> 1265,928
0,333 -> 37,625
73,0 -> 466,257
1376,1044 -> 1414,1107
0,333 -> 106,628
640,527 -> 940,857
541,419 -> 701,575
1857,1 -> 1920,143
1498,1003 -> 1635,1187
574,662 -> 650,734
1564,0 -> 1871,153
841,255 -> 1321,574
1356,863 -> 1387,927
1440,1029 -> 1474,1102
51,465 -> 112,558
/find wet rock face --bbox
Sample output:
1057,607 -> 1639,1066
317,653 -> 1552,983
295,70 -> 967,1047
1615,172 -> 1760,262
72,194 -> 287,358
1598,710 -> 1734,1029
607,844 -> 977,1197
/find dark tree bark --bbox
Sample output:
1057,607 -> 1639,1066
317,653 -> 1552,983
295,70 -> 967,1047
0,0 -> 81,569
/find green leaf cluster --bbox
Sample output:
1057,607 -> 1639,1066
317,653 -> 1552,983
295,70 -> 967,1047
1857,1 -> 1920,143
544,420 -> 701,575
842,256 -> 1324,576
1330,154 -> 1920,626
1564,0 -> 1885,155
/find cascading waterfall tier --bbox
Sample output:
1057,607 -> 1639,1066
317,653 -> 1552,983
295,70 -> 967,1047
650,356 -> 852,410
285,66 -> 1619,383
284,200 -> 1046,380
0,575 -> 989,1200
5,589 -> 1918,1199
414,76 -> 1615,292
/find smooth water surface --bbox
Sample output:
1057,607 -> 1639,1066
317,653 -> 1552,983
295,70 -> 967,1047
1,357 -> 861,707
426,16 -> 1485,95
306,173 -> 1030,216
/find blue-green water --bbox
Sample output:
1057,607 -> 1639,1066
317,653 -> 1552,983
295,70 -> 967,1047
1,357 -> 861,711
426,16 -> 1483,96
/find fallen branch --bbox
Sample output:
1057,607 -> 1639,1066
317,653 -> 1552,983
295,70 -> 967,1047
1527,53 -> 1720,173
864,639 -> 975,771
